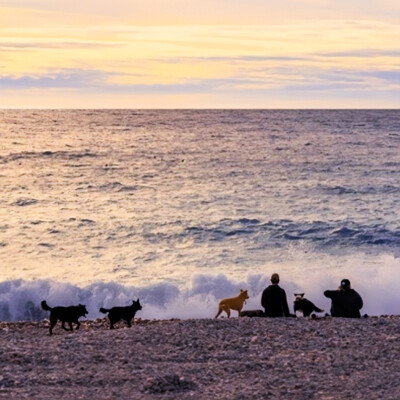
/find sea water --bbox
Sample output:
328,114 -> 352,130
0,110 -> 399,320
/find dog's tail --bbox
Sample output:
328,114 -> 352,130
99,307 -> 110,314
41,300 -> 52,311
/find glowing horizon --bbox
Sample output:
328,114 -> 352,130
1,0 -> 399,108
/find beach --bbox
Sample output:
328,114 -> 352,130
1,316 -> 399,399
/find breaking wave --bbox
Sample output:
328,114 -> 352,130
1,255 -> 400,321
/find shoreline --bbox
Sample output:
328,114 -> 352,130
1,316 -> 399,399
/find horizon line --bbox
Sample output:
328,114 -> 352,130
1,107 -> 400,111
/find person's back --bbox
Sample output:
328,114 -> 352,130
261,273 -> 290,317
324,279 -> 363,318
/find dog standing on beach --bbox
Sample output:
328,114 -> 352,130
99,299 -> 142,329
293,293 -> 324,317
41,300 -> 88,335
215,289 -> 249,318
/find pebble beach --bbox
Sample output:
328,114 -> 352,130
1,316 -> 399,399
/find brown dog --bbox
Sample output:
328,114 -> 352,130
215,289 -> 249,318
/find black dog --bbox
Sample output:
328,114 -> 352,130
240,309 -> 265,317
41,300 -> 88,335
293,293 -> 324,317
99,299 -> 142,329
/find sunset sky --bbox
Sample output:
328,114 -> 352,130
1,0 -> 399,108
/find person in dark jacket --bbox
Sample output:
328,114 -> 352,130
324,279 -> 363,318
261,273 -> 290,317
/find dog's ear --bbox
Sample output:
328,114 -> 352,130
240,289 -> 244,292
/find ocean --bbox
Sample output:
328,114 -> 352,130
1,110 -> 400,320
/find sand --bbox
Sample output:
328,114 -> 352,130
1,316 -> 399,399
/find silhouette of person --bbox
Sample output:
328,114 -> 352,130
261,273 -> 290,317
324,279 -> 363,318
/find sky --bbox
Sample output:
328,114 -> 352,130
0,0 -> 399,108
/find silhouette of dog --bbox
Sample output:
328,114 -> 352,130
99,299 -> 142,329
41,300 -> 88,335
293,293 -> 324,317
215,289 -> 249,318
240,309 -> 265,317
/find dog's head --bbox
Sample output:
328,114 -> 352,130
131,299 -> 142,312
239,289 -> 249,300
294,293 -> 305,302
78,304 -> 88,317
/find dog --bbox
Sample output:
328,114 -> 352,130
239,309 -> 265,318
215,289 -> 249,318
99,299 -> 142,329
41,300 -> 88,335
293,293 -> 324,317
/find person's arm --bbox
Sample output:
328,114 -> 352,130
324,290 -> 336,299
281,289 -> 290,317
355,292 -> 363,310
261,288 -> 268,309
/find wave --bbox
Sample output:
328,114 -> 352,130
169,218 -> 400,248
0,150 -> 98,163
1,258 -> 400,321
318,184 -> 400,195
12,198 -> 38,206
98,182 -> 139,193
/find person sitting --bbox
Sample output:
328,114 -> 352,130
324,279 -> 363,318
261,273 -> 290,317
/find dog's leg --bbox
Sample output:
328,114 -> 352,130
223,306 -> 231,318
68,321 -> 73,331
61,321 -> 69,331
76,321 -> 80,330
126,318 -> 132,327
49,317 -> 57,335
215,307 -> 223,319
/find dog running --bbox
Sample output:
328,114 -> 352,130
99,299 -> 142,329
41,300 -> 88,335
215,289 -> 249,318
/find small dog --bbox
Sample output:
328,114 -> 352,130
41,300 -> 88,335
215,289 -> 249,318
99,299 -> 142,329
240,309 -> 265,317
293,293 -> 324,317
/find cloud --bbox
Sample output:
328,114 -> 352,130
0,70 -> 108,89
0,41 -> 118,50
2,65 -> 400,95
319,50 -> 400,58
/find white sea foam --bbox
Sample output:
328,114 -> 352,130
1,253 -> 399,321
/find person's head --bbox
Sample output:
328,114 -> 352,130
270,273 -> 280,284
340,279 -> 351,291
